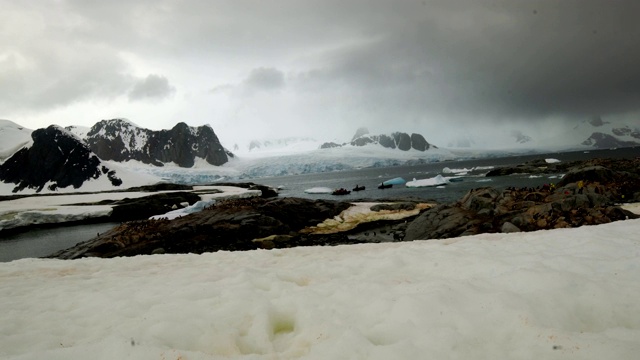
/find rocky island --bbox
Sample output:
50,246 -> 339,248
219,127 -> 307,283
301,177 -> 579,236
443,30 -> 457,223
47,157 -> 640,259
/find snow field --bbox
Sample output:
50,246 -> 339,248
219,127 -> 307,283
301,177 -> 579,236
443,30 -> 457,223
1,219 -> 639,359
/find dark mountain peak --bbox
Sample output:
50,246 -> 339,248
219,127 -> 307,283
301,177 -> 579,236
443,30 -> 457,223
0,125 -> 121,193
582,132 -> 640,149
85,121 -> 231,167
323,130 -> 435,151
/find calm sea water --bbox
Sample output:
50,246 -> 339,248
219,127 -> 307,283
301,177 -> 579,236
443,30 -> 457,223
1,147 -> 638,262
255,147 -> 640,203
0,222 -> 119,262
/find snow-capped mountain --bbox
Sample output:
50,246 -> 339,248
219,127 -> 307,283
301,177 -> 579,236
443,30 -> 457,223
577,117 -> 640,148
83,119 -> 233,167
0,125 -> 158,193
0,120 -> 32,163
321,127 -> 436,152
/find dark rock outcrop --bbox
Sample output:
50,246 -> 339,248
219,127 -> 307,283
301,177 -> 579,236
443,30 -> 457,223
319,142 -> 342,149
486,158 -> 579,177
611,127 -> 639,138
85,119 -> 232,167
48,197 -> 353,259
45,157 -> 640,259
0,126 -> 122,193
405,159 -> 640,241
582,132 -> 640,149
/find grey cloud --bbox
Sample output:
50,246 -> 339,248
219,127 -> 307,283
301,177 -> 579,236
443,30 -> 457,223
0,2 -> 137,112
288,0 -> 640,127
243,67 -> 285,91
0,45 -> 133,112
209,84 -> 234,94
4,0 -> 640,142
128,74 -> 176,101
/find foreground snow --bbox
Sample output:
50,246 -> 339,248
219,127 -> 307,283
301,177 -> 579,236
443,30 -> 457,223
1,219 -> 639,359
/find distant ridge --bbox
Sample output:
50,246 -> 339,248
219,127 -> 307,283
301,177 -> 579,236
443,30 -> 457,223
321,127 -> 436,151
0,125 -> 123,193
81,119 -> 234,167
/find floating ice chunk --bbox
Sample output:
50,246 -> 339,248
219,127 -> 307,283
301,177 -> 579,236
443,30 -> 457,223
406,175 -> 448,188
443,167 -> 471,175
382,177 -> 406,186
304,187 -> 333,194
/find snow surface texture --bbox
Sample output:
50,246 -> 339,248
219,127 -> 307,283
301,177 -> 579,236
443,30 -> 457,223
0,186 -> 261,231
0,159 -> 160,195
0,120 -> 32,162
1,219 -> 639,359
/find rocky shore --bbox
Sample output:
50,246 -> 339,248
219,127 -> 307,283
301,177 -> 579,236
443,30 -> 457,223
48,157 -> 640,259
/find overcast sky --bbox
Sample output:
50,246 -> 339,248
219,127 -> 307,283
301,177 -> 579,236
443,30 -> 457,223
2,0 -> 640,147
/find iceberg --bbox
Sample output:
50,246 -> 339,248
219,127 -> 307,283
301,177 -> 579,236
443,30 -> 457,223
382,177 -> 406,186
406,175 -> 448,188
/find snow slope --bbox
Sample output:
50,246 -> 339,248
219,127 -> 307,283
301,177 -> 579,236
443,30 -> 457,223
0,120 -> 32,163
1,218 -> 639,359
0,160 -> 161,196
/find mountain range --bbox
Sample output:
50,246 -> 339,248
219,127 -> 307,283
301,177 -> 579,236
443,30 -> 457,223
70,119 -> 233,167
0,117 -> 638,194
0,119 -> 232,193
0,125 -> 124,193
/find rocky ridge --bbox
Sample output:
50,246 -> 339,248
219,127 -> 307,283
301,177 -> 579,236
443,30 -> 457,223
83,119 -> 233,167
405,158 -> 640,241
47,157 -> 639,259
0,125 -> 123,193
321,127 -> 435,151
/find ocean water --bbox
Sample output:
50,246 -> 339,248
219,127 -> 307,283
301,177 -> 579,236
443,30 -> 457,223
255,147 -> 639,203
1,147 -> 638,262
0,222 -> 119,262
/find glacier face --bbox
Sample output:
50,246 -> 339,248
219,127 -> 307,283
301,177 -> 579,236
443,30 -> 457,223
126,145 -> 456,184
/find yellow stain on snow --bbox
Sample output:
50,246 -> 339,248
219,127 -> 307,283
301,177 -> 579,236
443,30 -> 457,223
302,202 -> 433,234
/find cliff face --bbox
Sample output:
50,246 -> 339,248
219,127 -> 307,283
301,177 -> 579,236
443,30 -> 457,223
0,126 -> 121,193
85,119 -> 232,167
